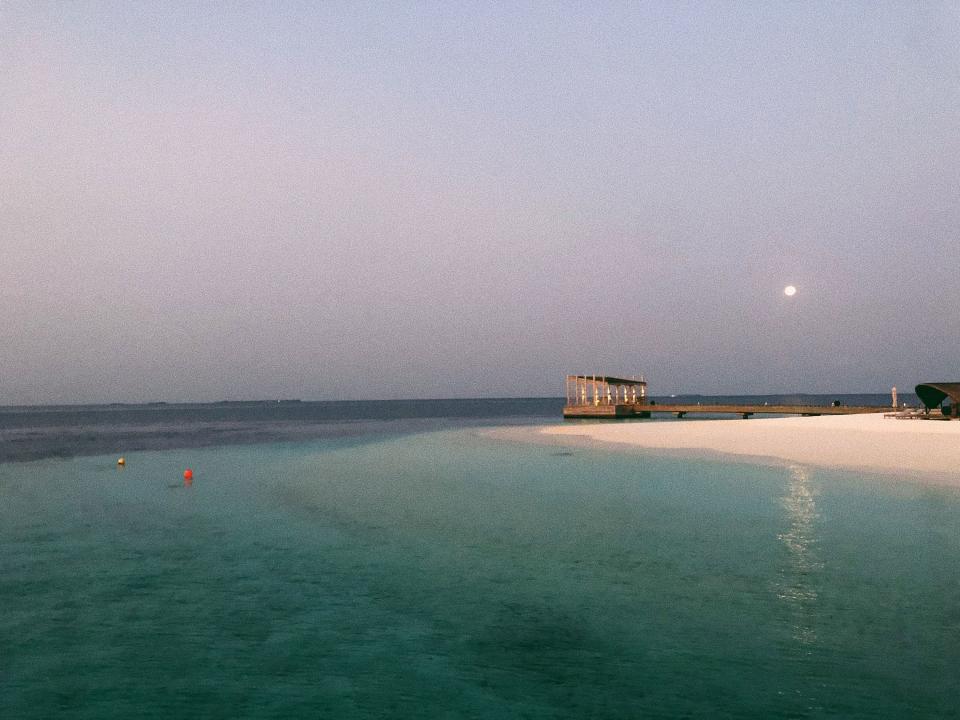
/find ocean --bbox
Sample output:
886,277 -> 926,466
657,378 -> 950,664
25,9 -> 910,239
4,394 -> 957,719
0,394 -> 912,464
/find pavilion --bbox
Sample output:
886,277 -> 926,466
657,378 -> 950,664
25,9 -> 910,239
565,375 -> 647,407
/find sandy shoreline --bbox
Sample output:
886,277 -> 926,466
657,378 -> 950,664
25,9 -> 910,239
529,414 -> 960,480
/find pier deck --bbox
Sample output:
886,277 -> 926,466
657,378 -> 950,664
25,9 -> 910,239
563,403 -> 891,419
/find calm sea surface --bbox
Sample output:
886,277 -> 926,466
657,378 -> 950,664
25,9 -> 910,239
4,395 -> 957,719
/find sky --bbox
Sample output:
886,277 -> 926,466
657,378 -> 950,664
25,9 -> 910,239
2,1 -> 959,403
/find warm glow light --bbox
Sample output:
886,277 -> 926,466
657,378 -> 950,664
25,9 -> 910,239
784,285 -> 797,297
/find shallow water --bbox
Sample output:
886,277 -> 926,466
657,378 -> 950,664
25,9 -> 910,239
3,427 -> 959,718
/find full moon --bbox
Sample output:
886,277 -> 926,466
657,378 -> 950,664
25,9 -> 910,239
784,285 -> 797,297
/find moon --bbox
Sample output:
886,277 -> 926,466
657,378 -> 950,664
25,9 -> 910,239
784,285 -> 797,297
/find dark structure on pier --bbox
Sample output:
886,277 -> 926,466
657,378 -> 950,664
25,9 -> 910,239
915,383 -> 960,419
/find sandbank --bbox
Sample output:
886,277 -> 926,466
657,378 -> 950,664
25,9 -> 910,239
537,413 -> 960,479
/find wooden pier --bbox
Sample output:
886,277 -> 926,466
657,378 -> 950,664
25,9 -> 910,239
563,375 -> 891,419
563,402 -> 891,419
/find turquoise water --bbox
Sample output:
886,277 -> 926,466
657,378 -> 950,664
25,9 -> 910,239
3,428 -> 960,718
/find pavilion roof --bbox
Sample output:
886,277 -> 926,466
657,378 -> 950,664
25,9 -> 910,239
915,383 -> 960,409
567,375 -> 646,386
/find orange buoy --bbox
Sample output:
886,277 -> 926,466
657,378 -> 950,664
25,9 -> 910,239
117,457 -> 126,466
183,468 -> 193,481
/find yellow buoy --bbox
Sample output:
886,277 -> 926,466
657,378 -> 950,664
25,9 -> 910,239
117,457 -> 126,466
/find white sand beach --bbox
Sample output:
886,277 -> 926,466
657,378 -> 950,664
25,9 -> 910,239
541,413 -> 960,479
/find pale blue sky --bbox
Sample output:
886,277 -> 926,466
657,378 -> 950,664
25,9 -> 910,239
2,1 -> 958,403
